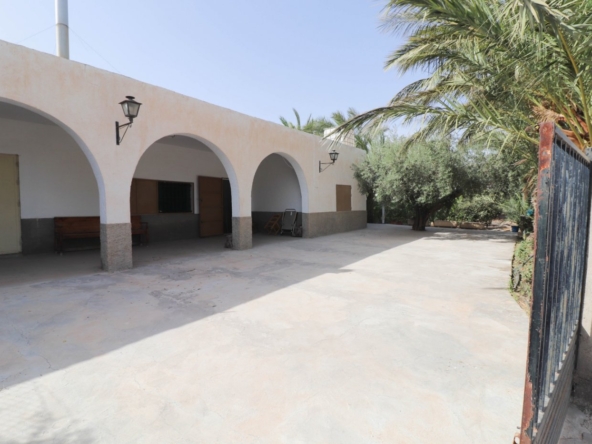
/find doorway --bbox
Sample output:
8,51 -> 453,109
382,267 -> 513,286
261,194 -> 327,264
198,176 -> 232,237
0,154 -> 21,254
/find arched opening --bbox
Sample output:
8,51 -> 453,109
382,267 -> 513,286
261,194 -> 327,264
130,134 -> 237,249
0,100 -> 101,259
251,153 -> 307,240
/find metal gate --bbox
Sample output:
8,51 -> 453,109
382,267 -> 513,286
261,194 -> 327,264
519,123 -> 592,443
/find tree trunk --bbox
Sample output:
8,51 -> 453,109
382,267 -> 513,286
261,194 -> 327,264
366,192 -> 375,223
412,209 -> 430,231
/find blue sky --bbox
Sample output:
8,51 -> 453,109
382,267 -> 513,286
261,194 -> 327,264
0,0 -> 423,131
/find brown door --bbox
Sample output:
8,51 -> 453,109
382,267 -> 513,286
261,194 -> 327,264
336,185 -> 352,212
130,178 -> 159,215
0,154 -> 21,254
198,176 -> 224,237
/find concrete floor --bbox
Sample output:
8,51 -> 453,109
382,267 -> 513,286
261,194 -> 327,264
0,225 -> 530,443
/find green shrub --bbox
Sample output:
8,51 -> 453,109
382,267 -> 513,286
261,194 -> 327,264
448,195 -> 502,226
502,194 -> 530,225
511,235 -> 534,312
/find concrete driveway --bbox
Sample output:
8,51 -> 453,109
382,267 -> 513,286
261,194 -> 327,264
0,225 -> 528,443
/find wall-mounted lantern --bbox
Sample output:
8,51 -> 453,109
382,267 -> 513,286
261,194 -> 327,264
116,96 -> 142,145
319,149 -> 339,172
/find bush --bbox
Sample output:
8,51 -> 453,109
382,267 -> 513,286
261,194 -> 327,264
502,194 -> 530,225
511,235 -> 534,312
502,193 -> 534,234
448,195 -> 502,226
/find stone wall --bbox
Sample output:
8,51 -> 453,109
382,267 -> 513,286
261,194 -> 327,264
251,211 -> 302,234
139,214 -> 200,243
302,211 -> 367,238
21,213 -> 201,254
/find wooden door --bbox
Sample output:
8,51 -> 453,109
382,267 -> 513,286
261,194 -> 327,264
0,154 -> 21,254
198,176 -> 224,237
336,185 -> 352,211
130,178 -> 158,215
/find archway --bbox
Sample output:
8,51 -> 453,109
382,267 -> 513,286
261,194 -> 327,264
251,153 -> 308,238
0,100 -> 101,257
130,134 -> 238,248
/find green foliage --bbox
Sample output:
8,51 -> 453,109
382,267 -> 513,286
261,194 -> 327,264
280,107 -> 386,152
332,0 -> 592,191
502,194 -> 530,224
279,109 -> 333,137
467,148 -> 530,200
511,235 -> 535,312
449,195 -> 502,226
368,200 -> 412,224
439,147 -> 527,225
354,136 -> 480,230
328,108 -> 386,152
502,193 -> 534,234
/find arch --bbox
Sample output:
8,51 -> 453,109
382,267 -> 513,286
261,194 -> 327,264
0,98 -> 103,255
138,133 -> 241,218
251,152 -> 309,213
250,152 -> 310,236
0,98 -> 105,196
130,133 -> 243,245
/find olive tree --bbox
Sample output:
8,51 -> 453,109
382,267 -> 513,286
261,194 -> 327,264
355,137 -> 479,231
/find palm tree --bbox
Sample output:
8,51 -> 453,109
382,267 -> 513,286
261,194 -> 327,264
323,107 -> 389,152
279,108 -> 333,137
333,0 -> 592,186
329,108 -> 375,152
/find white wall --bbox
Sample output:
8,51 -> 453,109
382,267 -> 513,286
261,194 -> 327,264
251,154 -> 302,212
0,121 -> 230,219
0,118 -> 100,218
0,40 -> 367,223
133,140 -> 227,214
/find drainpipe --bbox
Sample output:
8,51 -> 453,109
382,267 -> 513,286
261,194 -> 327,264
55,0 -> 69,59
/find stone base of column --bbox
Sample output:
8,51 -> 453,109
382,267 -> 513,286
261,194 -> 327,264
100,223 -> 132,272
301,211 -> 367,238
232,216 -> 252,250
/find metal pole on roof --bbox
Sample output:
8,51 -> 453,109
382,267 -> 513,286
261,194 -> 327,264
55,0 -> 69,59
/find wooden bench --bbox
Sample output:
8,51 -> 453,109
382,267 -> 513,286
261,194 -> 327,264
54,216 -> 148,253
131,216 -> 149,245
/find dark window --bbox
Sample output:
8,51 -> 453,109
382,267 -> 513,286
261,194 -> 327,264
158,181 -> 192,213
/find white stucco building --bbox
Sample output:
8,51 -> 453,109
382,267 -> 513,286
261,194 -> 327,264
0,40 -> 366,271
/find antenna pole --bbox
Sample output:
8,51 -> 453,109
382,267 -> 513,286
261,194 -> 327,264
55,0 -> 69,59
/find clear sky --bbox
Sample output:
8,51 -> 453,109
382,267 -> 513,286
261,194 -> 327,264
0,0 -> 423,131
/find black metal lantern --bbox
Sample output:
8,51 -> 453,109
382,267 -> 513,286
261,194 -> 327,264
120,96 -> 142,122
116,96 -> 142,145
319,149 -> 340,172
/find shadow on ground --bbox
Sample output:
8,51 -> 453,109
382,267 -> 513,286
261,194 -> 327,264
1,225 -> 421,389
0,224 -> 526,443
0,225 -> 517,391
